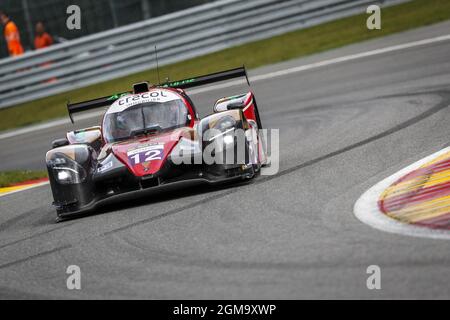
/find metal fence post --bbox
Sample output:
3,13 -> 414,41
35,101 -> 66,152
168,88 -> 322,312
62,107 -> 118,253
108,0 -> 119,28
21,0 -> 34,50
142,0 -> 152,20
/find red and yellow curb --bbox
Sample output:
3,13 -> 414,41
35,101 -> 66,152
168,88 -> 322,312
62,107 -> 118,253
379,151 -> 450,230
0,177 -> 49,197
355,147 -> 450,239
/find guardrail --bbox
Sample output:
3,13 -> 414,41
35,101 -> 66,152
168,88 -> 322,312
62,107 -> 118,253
0,0 -> 409,109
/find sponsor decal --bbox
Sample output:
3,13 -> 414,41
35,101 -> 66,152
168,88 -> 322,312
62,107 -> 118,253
107,90 -> 180,114
163,78 -> 196,88
97,161 -> 113,173
107,92 -> 130,101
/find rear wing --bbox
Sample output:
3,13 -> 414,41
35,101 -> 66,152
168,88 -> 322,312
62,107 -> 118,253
162,66 -> 250,89
67,92 -> 130,123
66,66 -> 250,123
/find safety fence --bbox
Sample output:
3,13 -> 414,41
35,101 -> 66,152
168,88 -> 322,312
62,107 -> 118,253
0,0 -> 409,109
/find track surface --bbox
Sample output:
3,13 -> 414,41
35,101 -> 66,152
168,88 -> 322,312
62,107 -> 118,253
1,22 -> 450,299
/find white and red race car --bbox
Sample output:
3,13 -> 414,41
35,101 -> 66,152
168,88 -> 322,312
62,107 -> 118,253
46,67 -> 267,221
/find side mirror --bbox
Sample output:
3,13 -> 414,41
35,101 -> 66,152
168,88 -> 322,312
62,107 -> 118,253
67,126 -> 102,144
67,126 -> 102,149
213,101 -> 245,113
213,94 -> 247,113
52,138 -> 70,149
226,101 -> 245,110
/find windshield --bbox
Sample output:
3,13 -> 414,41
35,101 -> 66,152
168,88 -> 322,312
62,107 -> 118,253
103,99 -> 188,142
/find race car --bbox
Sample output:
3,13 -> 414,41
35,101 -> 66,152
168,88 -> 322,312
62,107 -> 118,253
45,67 -> 267,221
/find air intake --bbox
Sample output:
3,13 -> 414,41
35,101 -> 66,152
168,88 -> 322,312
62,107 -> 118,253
133,82 -> 150,94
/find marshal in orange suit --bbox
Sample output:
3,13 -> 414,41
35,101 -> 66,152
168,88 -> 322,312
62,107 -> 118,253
34,22 -> 53,50
0,11 -> 24,57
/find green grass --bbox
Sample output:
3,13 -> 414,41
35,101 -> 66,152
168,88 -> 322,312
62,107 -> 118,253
1,0 -> 449,132
0,170 -> 48,188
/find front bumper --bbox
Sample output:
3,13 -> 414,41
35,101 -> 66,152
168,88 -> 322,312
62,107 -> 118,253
54,163 -> 255,221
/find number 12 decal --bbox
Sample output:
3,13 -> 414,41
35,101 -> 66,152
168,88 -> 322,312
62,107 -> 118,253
145,149 -> 162,161
128,145 -> 164,165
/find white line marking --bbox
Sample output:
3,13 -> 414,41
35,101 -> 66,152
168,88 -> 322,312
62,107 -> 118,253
0,181 -> 49,198
251,34 -> 450,82
354,147 -> 450,240
0,110 -> 104,140
2,34 -> 450,140
188,34 -> 450,93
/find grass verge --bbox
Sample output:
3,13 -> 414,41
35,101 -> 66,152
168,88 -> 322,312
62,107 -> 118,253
0,0 -> 449,132
0,170 -> 48,188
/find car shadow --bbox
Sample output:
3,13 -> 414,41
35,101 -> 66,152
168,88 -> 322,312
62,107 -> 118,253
58,178 -> 255,223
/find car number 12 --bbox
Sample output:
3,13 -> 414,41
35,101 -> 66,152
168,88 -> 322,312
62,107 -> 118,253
129,145 -> 164,165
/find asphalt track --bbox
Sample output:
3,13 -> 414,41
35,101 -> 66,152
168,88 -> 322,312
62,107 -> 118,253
1,21 -> 450,299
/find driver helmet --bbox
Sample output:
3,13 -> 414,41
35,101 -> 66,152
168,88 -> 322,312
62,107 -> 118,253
116,114 -> 127,130
166,100 -> 181,125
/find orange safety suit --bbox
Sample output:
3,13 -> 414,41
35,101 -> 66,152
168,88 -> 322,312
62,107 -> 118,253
4,20 -> 24,56
34,32 -> 53,50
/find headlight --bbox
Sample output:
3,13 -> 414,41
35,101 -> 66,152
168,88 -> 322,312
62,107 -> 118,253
223,134 -> 234,145
57,170 -> 71,181
206,116 -> 237,143
214,116 -> 236,131
50,155 -> 87,184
